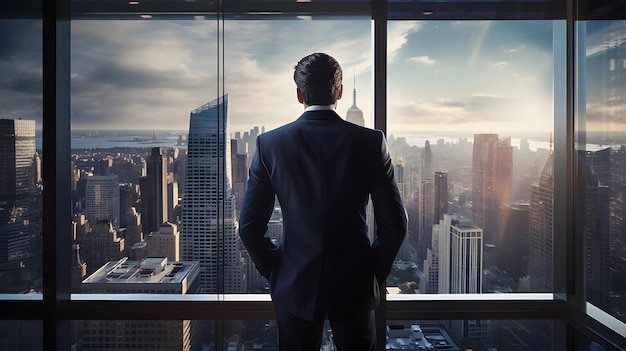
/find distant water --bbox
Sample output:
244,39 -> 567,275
36,132 -> 186,150
34,130 -> 626,151
70,136 -> 183,150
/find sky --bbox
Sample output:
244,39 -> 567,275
1,18 -> 624,138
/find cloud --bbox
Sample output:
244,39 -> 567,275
585,100 -> 626,128
409,56 -> 435,65
503,44 -> 526,53
491,61 -> 508,68
0,21 -> 42,124
388,22 -> 424,63
391,93 -> 513,126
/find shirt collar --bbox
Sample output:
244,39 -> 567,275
304,105 -> 335,112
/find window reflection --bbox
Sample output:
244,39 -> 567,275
577,19 -> 626,325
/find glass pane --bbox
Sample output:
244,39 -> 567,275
0,20 -> 43,294
0,320 -> 42,350
75,320 -> 215,350
387,319 -> 554,350
70,18 -> 218,293
387,20 -> 556,294
72,319 -> 558,350
576,20 -> 626,325
225,19 -> 372,294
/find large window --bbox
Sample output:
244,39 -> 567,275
387,20 -> 557,296
2,0 -> 626,350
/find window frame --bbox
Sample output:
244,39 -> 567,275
0,0 -> 624,350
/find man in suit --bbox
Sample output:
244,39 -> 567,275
238,52 -> 407,351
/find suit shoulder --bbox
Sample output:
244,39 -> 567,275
257,121 -> 298,141
344,122 -> 384,139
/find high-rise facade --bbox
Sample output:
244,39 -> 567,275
434,171 -> 448,223
181,95 -> 244,293
85,174 -> 121,230
438,214 -> 483,294
495,201 -> 529,283
529,152 -> 554,292
0,119 -> 39,280
230,139 -> 248,214
0,119 -> 36,203
418,178 -> 434,258
141,147 -> 168,234
472,134 -> 512,244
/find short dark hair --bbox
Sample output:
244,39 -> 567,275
294,53 -> 342,105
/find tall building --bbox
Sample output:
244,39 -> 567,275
0,119 -> 36,203
529,152 -> 554,292
85,174 -> 121,230
346,76 -> 365,127
141,147 -> 168,234
0,119 -> 39,278
422,140 -> 433,179
472,134 -> 513,244
420,221 -> 441,294
230,139 -> 248,214
418,178 -> 434,258
434,171 -> 448,223
495,201 -> 529,283
437,214 -> 483,294
181,95 -> 244,293
81,257 -> 200,350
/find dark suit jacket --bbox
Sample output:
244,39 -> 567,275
238,109 -> 407,321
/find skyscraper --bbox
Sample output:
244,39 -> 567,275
0,119 -> 39,280
472,134 -> 512,244
434,171 -> 448,223
529,152 -> 553,292
0,119 -> 36,203
345,75 -> 364,127
85,174 -> 121,230
437,214 -> 483,294
418,178 -> 434,258
230,139 -> 248,214
496,201 -> 529,283
141,147 -> 168,234
422,140 -> 433,179
181,95 -> 244,293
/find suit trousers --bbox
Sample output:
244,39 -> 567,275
274,307 -> 376,351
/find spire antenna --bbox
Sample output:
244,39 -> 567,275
352,68 -> 357,107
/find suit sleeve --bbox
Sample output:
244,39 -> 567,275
370,131 -> 408,285
238,137 -> 279,279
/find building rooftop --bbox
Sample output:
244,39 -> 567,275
386,324 -> 462,351
82,257 -> 199,287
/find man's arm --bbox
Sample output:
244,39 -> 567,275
370,131 -> 408,284
238,138 -> 279,279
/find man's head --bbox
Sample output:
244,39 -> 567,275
294,53 -> 343,106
